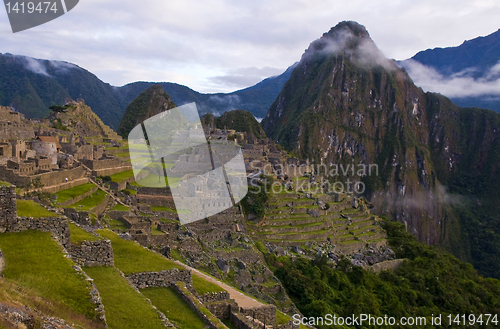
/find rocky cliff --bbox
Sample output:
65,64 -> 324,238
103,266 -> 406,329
262,21 -> 500,278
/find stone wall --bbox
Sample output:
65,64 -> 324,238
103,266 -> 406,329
0,121 -> 35,142
0,186 -> 16,231
198,291 -> 231,304
80,158 -> 121,171
126,268 -> 192,289
0,166 -> 85,188
92,166 -> 133,177
239,305 -> 276,328
93,195 -> 110,217
136,195 -> 175,208
1,216 -> 70,249
135,186 -> 172,196
172,282 -> 228,329
229,311 -> 260,329
206,301 -> 235,320
64,208 -> 92,226
70,239 -> 114,267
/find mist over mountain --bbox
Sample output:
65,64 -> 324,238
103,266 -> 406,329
0,53 -> 294,129
0,53 -> 124,128
400,28 -> 500,113
262,21 -> 500,278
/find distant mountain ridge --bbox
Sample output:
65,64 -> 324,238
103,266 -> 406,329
0,53 -> 295,129
400,28 -> 500,113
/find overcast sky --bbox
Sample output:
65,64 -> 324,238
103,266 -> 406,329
0,0 -> 499,93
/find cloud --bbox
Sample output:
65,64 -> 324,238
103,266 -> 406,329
207,94 -> 242,114
49,60 -> 79,73
400,59 -> 500,98
20,56 -> 50,76
401,183 -> 466,212
0,0 -> 499,92
301,24 -> 397,72
209,66 -> 283,89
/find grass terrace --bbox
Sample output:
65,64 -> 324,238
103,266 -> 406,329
68,190 -> 107,212
0,180 -> 12,186
123,188 -> 137,196
150,205 -> 175,212
192,274 -> 227,295
105,217 -> 128,231
84,266 -> 164,329
141,287 -> 206,329
111,204 -> 129,211
16,199 -> 60,218
97,229 -> 184,275
109,170 -> 135,183
68,222 -> 101,245
54,183 -> 95,204
0,231 -> 101,326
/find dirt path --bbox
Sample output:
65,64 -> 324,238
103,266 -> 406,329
174,260 -> 264,308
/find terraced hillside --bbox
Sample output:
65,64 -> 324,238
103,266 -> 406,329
247,180 -> 387,254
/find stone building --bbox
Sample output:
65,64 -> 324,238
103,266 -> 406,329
0,142 -> 12,157
31,136 -> 61,165
60,134 -> 104,160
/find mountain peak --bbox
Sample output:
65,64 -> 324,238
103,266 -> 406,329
301,21 -> 394,70
326,20 -> 370,38
117,84 -> 176,138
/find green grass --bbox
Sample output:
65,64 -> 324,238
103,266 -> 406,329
115,152 -> 131,159
97,229 -> 184,275
159,217 -> 179,224
170,248 -> 186,262
68,190 -> 107,212
0,231 -> 99,322
192,275 -> 227,295
0,180 -> 12,186
123,188 -> 137,196
69,222 -> 100,244
276,310 -> 291,325
107,218 -> 128,231
84,266 -> 164,329
16,200 -> 60,218
109,170 -> 135,183
141,287 -> 206,329
54,183 -> 95,204
150,205 -> 175,212
111,204 -> 129,211
151,224 -> 164,235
